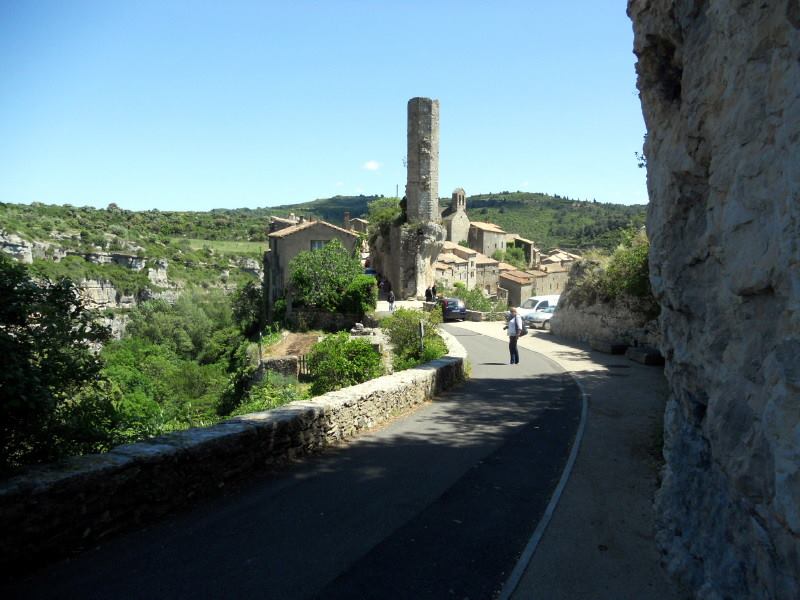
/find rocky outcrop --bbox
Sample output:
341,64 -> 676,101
147,258 -> 169,287
0,232 -> 33,264
78,279 -> 137,311
629,2 -> 799,598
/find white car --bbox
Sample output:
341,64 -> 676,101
516,294 -> 560,319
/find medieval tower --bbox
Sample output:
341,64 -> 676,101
406,97 -> 440,223
370,97 -> 445,298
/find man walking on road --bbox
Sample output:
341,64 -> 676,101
505,307 -> 523,365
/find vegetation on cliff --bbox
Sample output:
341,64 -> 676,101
560,229 -> 658,317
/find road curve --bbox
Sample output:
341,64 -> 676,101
5,325 -> 582,600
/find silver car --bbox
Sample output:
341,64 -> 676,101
524,305 -> 556,330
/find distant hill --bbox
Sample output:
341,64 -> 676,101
0,191 -> 646,257
461,191 -> 646,251
272,195 -> 381,225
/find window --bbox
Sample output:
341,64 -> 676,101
310,240 -> 328,251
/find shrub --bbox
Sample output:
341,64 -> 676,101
307,332 -> 383,396
338,274 -> 378,316
229,372 -> 308,416
381,307 -> 447,370
602,231 -> 652,299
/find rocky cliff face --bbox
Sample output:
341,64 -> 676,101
629,1 -> 799,598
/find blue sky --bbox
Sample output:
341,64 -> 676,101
0,1 -> 647,212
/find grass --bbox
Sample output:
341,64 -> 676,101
177,238 -> 266,254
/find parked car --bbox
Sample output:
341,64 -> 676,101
516,294 -> 560,318
523,305 -> 556,330
439,297 -> 467,321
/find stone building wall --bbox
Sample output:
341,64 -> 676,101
629,2 -> 800,598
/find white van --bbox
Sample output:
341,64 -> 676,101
516,294 -> 560,318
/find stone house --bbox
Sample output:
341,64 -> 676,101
440,188 -> 470,244
499,270 -> 535,307
433,251 -> 470,290
468,221 -> 508,257
474,252 -> 500,295
541,248 -> 581,270
440,241 -> 477,290
269,214 -> 301,234
531,264 -> 570,295
508,234 -> 540,268
343,212 -> 369,234
265,220 -> 359,306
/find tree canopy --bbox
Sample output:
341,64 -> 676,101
288,239 -> 363,311
0,254 -> 112,472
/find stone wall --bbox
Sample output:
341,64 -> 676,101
0,330 -> 466,570
550,299 -> 660,349
629,2 -> 799,598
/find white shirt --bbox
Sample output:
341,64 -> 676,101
507,314 -> 523,336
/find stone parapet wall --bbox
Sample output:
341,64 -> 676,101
630,1 -> 799,598
0,331 -> 466,571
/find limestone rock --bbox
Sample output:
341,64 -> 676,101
0,232 -> 33,264
629,1 -> 800,597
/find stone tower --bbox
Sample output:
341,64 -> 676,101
406,98 -> 440,223
370,97 -> 445,299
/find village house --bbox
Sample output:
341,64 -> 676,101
268,213 -> 302,234
508,234 -> 540,268
433,251 -> 471,289
541,248 -> 581,269
532,263 -> 571,295
474,252 -> 500,295
499,269 -> 536,307
468,221 -> 508,257
438,241 -> 477,289
264,219 -> 359,307
343,212 -> 369,234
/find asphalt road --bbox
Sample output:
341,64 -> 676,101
5,325 -> 581,600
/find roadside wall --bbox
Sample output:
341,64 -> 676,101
550,299 -> 660,349
0,331 -> 466,571
629,1 -> 799,598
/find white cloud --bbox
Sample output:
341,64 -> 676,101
362,160 -> 381,171
335,181 -> 344,187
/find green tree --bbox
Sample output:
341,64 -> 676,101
338,274 -> 378,316
231,280 -> 265,337
307,332 -> 383,396
288,239 -> 362,311
366,197 -> 401,242
0,255 -> 113,473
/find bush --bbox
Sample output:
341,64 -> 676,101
229,372 -> 308,416
381,307 -> 448,370
602,232 -> 652,299
338,274 -> 378,316
307,332 -> 383,396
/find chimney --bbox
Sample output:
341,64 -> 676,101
344,211 -> 351,229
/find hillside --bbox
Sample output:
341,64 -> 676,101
464,192 -> 646,251
0,191 -> 646,277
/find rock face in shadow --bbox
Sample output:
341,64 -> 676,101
629,1 -> 799,598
